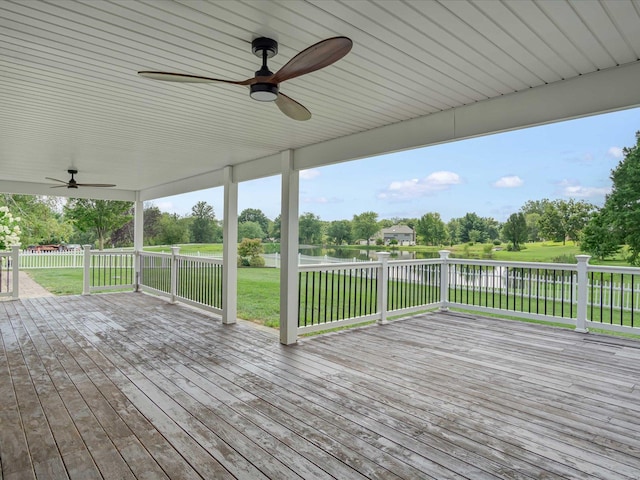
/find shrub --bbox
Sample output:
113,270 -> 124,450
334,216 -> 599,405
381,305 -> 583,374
249,255 -> 265,267
493,239 -> 502,246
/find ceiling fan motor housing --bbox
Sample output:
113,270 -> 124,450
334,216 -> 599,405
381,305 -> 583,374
252,37 -> 278,58
250,37 -> 279,102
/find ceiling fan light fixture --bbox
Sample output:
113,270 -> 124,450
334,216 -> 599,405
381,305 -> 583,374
250,83 -> 279,102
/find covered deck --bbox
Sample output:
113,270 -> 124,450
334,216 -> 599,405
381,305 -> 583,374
2,292 -> 639,479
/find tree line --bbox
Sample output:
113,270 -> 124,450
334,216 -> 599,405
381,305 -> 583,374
2,133 -> 639,263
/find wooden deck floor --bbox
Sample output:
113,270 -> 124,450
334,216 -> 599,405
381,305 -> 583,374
1,293 -> 640,480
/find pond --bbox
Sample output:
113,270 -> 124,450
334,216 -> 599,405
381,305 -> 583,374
298,246 -> 441,261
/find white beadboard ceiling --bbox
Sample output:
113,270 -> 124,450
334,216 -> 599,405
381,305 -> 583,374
1,0 -> 640,201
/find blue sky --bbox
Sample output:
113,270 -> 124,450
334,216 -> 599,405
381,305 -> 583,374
153,107 -> 640,223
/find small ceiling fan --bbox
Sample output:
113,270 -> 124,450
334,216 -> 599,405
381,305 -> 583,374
138,36 -> 352,121
45,169 -> 116,189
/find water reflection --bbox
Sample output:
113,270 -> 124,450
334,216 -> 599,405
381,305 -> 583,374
298,246 -> 440,261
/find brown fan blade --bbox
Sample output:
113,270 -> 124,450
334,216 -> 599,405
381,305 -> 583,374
138,71 -> 254,85
45,177 -> 68,184
275,93 -> 311,121
76,183 -> 117,188
49,184 -> 69,189
271,37 -> 352,84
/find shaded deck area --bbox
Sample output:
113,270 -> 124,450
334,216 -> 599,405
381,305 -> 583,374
1,293 -> 640,479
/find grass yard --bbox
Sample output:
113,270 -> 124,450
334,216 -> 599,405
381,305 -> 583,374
25,269 -> 83,296
26,267 -> 282,327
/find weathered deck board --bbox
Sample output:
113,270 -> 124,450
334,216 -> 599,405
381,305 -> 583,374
1,293 -> 640,479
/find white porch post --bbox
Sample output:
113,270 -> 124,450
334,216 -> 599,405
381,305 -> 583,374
280,150 -> 299,345
133,194 -> 144,292
575,254 -> 590,333
82,245 -> 91,295
376,252 -> 390,324
439,250 -> 450,311
170,246 -> 180,304
11,245 -> 19,299
222,165 -> 238,325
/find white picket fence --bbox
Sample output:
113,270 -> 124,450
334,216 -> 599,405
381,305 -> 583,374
19,250 -> 84,269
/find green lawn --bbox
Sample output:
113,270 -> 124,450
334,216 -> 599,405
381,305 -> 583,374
25,269 -> 83,296
26,266 -> 282,327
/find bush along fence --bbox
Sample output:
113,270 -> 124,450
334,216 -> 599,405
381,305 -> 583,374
298,251 -> 640,336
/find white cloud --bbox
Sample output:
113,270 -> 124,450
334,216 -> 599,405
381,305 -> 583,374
556,179 -> 610,198
608,146 -> 624,159
492,175 -> 523,188
378,171 -> 461,201
156,201 -> 175,212
300,169 -> 321,180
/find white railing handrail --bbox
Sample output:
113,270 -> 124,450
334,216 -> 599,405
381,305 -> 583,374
175,254 -> 223,265
139,251 -> 171,259
299,261 -> 380,272
448,257 -> 579,271
386,258 -> 443,267
587,264 -> 640,274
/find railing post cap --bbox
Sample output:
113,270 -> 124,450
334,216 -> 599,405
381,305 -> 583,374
171,245 -> 180,254
575,254 -> 591,263
376,251 -> 391,258
438,250 -> 451,259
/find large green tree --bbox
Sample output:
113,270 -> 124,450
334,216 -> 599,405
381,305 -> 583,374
299,212 -> 322,244
238,221 -> 265,241
64,199 -> 132,250
600,132 -> 640,264
580,210 -> 620,261
502,212 -> 528,251
539,199 -> 595,245
156,213 -> 190,245
239,208 -> 270,238
190,201 -> 219,243
416,212 -> 447,245
327,220 -> 352,245
352,211 -> 379,246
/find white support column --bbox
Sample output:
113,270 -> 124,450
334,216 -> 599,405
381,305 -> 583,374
376,252 -> 391,325
439,250 -> 451,311
222,166 -> 238,325
575,254 -> 590,333
11,245 -> 19,299
82,245 -> 91,295
170,246 -> 180,304
133,194 -> 144,292
280,150 -> 299,345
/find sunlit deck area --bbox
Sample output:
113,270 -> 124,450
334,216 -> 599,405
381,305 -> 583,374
1,292 -> 640,479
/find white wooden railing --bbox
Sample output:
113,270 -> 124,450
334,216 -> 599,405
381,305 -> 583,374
298,251 -> 640,336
